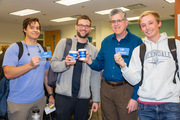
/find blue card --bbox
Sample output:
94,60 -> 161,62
39,51 -> 52,59
115,47 -> 129,56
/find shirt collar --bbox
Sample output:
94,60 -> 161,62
112,29 -> 130,42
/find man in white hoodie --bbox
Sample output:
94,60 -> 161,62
114,11 -> 180,120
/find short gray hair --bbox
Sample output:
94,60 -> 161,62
109,9 -> 127,20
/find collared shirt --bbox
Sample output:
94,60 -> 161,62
89,29 -> 143,100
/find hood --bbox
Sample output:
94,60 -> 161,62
143,32 -> 168,66
144,32 -> 168,45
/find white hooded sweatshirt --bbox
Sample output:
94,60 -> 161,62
122,32 -> 180,103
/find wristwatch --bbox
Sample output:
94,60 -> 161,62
48,94 -> 54,97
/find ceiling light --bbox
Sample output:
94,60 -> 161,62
55,0 -> 90,6
50,17 -> 76,22
9,9 -> 41,16
164,0 -> 175,3
127,16 -> 139,21
95,7 -> 130,15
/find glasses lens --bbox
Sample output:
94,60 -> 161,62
78,24 -> 90,28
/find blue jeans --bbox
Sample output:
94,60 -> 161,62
138,102 -> 180,120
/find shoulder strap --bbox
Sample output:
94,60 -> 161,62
168,38 -> 178,83
139,43 -> 146,86
168,38 -> 177,62
63,38 -> 72,59
42,46 -> 47,52
16,42 -> 23,60
140,43 -> 146,65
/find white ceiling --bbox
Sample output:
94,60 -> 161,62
0,0 -> 175,29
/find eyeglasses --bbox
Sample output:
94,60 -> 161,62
77,24 -> 91,29
109,19 -> 125,24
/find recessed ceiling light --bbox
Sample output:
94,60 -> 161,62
164,0 -> 175,3
55,0 -> 90,6
50,17 -> 76,22
9,9 -> 41,16
127,16 -> 139,21
95,7 -> 130,15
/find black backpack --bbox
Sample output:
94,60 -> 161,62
48,38 -> 72,87
139,38 -> 178,86
0,42 -> 47,118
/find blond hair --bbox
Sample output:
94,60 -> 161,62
1,44 -> 9,53
138,11 -> 160,28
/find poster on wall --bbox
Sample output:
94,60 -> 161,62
178,14 -> 180,36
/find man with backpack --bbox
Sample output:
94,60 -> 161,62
50,15 -> 101,120
114,11 -> 180,120
2,17 -> 54,120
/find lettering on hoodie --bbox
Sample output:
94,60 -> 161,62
145,50 -> 171,65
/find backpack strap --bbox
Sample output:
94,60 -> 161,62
48,38 -> 72,87
42,46 -> 47,52
168,38 -> 177,62
139,43 -> 146,86
1,42 -> 23,80
16,42 -> 23,60
168,38 -> 178,83
62,38 -> 72,60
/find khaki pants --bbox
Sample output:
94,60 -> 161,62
101,80 -> 138,120
7,96 -> 46,120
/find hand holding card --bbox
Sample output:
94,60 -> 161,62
115,47 -> 129,57
39,51 -> 52,59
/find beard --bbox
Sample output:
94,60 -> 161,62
77,31 -> 89,38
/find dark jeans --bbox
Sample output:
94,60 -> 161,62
138,102 -> 180,120
55,94 -> 90,120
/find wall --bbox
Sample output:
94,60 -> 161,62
0,22 -> 23,44
127,19 -> 175,38
93,21 -> 113,50
0,19 -> 175,50
43,24 -> 76,40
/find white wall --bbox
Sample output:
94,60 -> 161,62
0,20 -> 113,50
0,22 -> 24,44
42,21 -> 113,50
43,24 -> 76,39
93,21 -> 113,50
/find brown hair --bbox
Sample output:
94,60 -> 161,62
138,11 -> 160,28
23,17 -> 41,36
1,44 -> 9,53
76,15 -> 91,27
